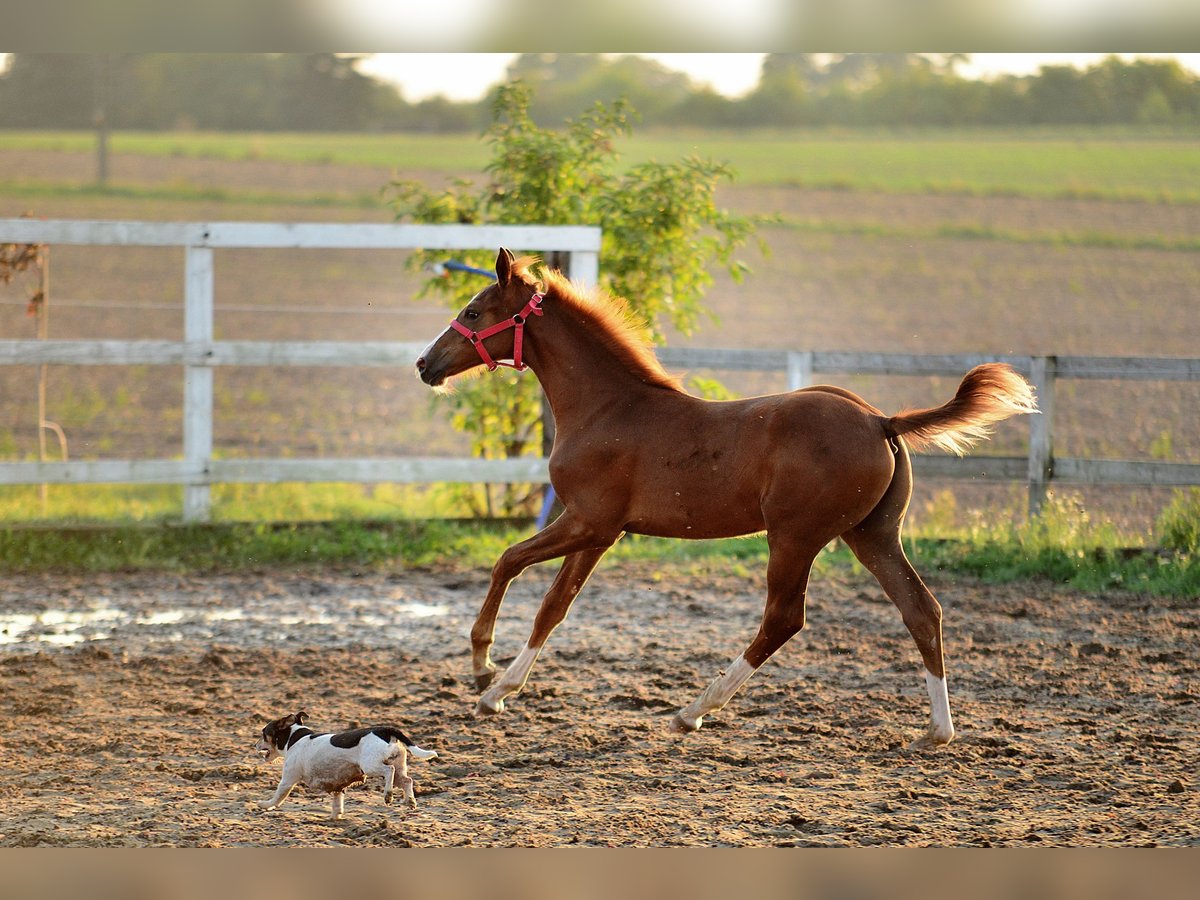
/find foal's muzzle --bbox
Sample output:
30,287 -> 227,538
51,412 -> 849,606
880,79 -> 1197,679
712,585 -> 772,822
415,355 -> 445,387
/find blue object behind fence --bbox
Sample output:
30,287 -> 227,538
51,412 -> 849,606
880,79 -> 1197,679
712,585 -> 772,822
441,260 -> 495,279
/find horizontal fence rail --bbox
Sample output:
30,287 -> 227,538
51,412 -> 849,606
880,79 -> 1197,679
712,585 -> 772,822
2,219 -> 1197,522
0,220 -> 605,251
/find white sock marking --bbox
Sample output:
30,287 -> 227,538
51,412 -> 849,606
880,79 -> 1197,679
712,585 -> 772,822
481,642 -> 541,708
678,656 -> 758,728
924,669 -> 954,740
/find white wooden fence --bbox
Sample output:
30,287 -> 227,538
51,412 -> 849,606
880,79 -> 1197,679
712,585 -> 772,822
0,219 -> 598,521
1,219 -> 1198,522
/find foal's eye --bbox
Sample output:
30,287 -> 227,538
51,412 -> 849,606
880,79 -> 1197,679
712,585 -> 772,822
463,309 -> 480,321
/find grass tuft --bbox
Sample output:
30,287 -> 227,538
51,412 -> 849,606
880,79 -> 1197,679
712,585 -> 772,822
2,507 -> 1194,598
904,490 -> 1199,598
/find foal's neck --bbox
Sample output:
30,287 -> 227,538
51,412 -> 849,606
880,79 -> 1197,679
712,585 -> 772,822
525,298 -> 673,424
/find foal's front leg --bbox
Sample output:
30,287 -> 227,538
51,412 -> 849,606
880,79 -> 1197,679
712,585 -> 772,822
470,512 -> 612,689
477,545 -> 610,716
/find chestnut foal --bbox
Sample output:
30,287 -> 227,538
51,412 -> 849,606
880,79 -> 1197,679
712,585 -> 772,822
416,249 -> 1037,748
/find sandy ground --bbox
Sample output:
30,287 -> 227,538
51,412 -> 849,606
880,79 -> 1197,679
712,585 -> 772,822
0,560 -> 1195,847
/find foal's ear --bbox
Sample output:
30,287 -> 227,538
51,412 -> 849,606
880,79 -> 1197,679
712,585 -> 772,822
496,247 -> 515,286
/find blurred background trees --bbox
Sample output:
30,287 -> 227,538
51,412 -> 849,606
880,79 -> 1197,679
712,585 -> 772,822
2,53 -> 1197,133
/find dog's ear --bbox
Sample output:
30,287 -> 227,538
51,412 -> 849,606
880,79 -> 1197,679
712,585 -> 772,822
295,710 -> 309,725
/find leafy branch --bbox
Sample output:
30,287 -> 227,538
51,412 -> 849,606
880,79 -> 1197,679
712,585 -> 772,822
387,82 -> 767,516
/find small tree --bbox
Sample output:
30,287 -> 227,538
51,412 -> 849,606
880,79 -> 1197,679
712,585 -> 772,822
388,82 -> 764,516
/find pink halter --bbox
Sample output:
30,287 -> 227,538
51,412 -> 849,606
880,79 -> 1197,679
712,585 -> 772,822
450,292 -> 545,372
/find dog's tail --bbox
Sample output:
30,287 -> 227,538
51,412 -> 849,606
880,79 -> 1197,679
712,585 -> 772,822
376,726 -> 438,760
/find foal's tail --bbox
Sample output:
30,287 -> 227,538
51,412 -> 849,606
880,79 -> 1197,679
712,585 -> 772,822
883,363 -> 1038,456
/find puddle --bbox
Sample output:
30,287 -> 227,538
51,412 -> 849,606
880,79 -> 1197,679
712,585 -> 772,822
0,598 -> 452,651
0,608 -> 124,647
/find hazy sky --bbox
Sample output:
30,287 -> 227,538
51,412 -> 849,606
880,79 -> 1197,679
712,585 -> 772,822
358,53 -> 1200,102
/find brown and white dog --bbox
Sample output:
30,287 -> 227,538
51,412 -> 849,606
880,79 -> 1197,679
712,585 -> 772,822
255,711 -> 438,819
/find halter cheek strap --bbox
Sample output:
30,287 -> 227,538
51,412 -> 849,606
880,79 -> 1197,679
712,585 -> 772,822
450,292 -> 545,372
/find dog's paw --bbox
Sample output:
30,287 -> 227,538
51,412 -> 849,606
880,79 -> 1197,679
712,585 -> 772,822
384,792 -> 393,806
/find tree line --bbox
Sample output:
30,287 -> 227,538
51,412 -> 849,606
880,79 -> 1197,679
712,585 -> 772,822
2,53 -> 1197,132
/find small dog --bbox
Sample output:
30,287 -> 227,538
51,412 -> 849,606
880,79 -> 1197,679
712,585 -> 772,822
255,711 -> 438,819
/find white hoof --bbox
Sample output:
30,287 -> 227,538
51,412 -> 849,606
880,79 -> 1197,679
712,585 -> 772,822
669,712 -> 702,734
908,725 -> 955,751
475,695 -> 504,717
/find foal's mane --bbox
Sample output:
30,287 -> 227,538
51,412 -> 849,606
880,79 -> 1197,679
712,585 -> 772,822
514,257 -> 682,392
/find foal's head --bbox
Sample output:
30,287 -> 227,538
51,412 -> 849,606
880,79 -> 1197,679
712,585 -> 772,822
416,248 -> 542,387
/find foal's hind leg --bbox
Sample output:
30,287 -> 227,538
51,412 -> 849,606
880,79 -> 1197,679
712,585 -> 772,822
477,545 -> 609,716
671,535 -> 820,733
844,529 -> 954,749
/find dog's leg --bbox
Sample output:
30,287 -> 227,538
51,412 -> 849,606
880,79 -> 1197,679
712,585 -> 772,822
331,792 -> 345,820
375,747 -> 417,808
260,777 -> 299,810
383,764 -> 397,805
398,773 -> 415,808
372,753 -> 412,808
396,749 -> 416,808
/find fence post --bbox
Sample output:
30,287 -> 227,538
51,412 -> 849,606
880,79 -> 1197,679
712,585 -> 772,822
183,244 -> 214,523
787,351 -> 814,390
1027,355 -> 1056,518
567,249 -> 598,288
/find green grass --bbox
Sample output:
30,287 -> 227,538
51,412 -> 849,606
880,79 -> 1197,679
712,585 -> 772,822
0,130 -> 493,171
0,178 -> 384,209
6,128 -> 1200,202
902,490 -> 1199,597
2,502 -> 1195,598
633,132 -> 1200,202
0,482 -> 476,524
774,216 -> 1200,253
0,520 -> 521,572
915,538 -> 1197,597
1,520 -> 1193,598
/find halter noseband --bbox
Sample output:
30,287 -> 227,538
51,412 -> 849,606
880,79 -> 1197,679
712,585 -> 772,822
450,291 -> 545,372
